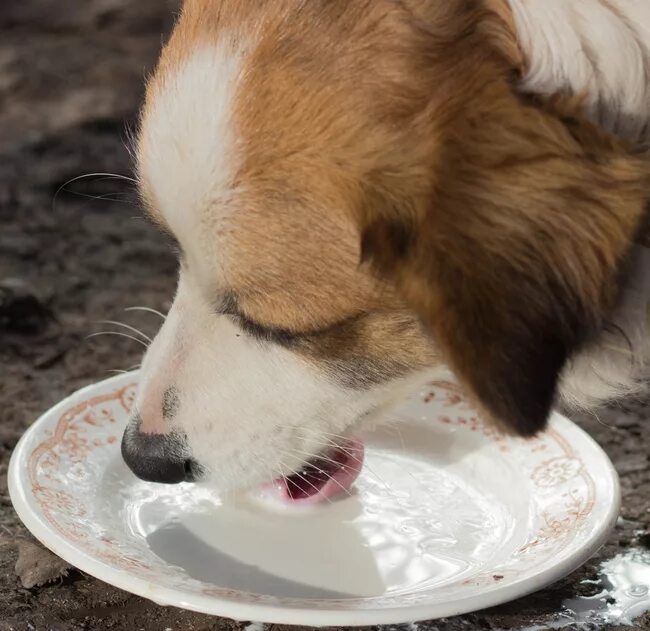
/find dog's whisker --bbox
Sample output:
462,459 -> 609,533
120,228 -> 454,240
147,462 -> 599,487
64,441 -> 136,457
305,432 -> 405,495
307,466 -> 353,498
287,446 -> 339,466
376,423 -> 428,489
289,431 -> 397,494
322,441 -> 396,491
276,424 -> 354,446
52,172 -> 137,212
342,423 -> 427,490
58,189 -> 133,205
293,427 -> 352,442
390,424 -> 407,451
290,430 -> 355,457
57,172 -> 137,188
86,331 -> 149,349
125,306 -> 167,320
275,462 -> 300,496
274,463 -> 289,484
278,459 -> 334,504
96,320 -> 153,344
283,449 -> 354,497
292,426 -> 376,458
275,425 -> 353,454
106,363 -> 141,377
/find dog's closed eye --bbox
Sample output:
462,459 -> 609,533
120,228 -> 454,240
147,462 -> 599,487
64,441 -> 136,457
215,292 -> 299,345
230,312 -> 301,346
217,292 -> 370,348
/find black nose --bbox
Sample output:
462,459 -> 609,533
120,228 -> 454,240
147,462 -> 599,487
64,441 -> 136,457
121,423 -> 202,484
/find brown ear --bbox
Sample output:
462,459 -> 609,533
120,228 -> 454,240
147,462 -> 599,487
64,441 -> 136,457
361,85 -> 650,436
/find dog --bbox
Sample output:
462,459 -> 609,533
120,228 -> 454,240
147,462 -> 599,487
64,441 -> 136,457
121,0 -> 650,503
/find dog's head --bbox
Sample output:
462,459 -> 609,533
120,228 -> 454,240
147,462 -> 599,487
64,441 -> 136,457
122,0 -> 650,497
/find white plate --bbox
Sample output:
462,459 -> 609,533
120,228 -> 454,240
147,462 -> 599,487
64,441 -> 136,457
9,373 -> 619,626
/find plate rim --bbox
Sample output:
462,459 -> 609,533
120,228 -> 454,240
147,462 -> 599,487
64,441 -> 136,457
8,372 -> 621,626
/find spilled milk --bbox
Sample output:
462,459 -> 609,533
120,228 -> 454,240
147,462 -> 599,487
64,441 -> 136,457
517,547 -> 650,630
238,548 -> 650,630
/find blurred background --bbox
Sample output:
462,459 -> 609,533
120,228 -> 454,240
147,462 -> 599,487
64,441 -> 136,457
1,2 -> 650,630
0,2 -> 221,629
1,2 -> 179,453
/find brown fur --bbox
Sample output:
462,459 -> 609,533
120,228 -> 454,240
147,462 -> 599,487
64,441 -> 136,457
356,3 -> 650,434
140,0 -> 650,435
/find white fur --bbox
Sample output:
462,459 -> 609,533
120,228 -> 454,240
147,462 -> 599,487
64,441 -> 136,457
137,44 -> 243,273
137,272 -> 411,492
508,0 -> 650,142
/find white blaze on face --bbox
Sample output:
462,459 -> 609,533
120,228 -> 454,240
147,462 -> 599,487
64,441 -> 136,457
137,42 -> 245,275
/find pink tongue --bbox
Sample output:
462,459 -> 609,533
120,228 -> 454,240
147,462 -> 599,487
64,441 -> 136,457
263,438 -> 364,506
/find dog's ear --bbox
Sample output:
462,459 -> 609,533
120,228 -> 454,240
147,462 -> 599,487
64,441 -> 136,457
360,85 -> 650,436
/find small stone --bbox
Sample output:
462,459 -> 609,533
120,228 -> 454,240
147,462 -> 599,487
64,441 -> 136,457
15,540 -> 72,588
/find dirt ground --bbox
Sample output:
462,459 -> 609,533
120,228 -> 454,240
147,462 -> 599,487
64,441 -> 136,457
1,2 -> 650,630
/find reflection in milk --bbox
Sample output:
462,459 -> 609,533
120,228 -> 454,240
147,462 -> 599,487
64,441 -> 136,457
142,483 -> 475,598
147,520 -> 354,599
122,423 -> 516,599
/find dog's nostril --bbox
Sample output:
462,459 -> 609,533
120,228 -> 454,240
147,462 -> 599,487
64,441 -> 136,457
183,458 -> 202,482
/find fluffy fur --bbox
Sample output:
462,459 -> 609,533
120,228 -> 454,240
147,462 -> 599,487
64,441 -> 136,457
509,0 -> 650,143
126,0 -> 650,489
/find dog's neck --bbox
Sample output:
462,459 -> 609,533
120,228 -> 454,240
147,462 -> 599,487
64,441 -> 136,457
507,0 -> 650,146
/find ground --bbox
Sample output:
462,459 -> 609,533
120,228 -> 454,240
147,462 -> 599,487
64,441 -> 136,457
1,1 -> 650,630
